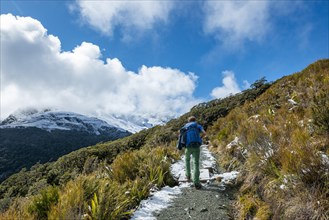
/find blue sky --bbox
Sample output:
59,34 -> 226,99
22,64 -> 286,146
1,0 -> 328,120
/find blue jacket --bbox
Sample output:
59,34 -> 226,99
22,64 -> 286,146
184,122 -> 204,146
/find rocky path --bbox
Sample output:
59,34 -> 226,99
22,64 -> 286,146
154,182 -> 236,220
132,145 -> 238,220
155,145 -> 237,220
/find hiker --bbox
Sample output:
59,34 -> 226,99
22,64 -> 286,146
181,116 -> 206,189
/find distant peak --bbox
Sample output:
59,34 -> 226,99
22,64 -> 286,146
12,107 -> 52,117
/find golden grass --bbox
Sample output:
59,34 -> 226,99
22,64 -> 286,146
1,145 -> 179,219
208,60 -> 329,219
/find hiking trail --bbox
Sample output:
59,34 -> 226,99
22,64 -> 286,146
132,145 -> 239,220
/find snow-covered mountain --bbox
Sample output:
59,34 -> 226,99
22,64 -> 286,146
1,108 -> 175,134
0,108 -> 134,182
0,108 -> 128,135
97,113 -> 174,133
0,108 -> 173,182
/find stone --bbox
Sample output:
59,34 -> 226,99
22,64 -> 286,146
218,205 -> 226,209
216,176 -> 223,182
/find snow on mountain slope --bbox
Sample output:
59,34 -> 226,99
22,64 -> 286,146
98,113 -> 174,133
0,108 -> 175,134
0,108 -> 127,135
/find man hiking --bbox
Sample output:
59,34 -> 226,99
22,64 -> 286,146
182,116 -> 206,189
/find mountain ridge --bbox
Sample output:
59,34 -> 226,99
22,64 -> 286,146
1,109 -> 127,134
1,108 -> 174,134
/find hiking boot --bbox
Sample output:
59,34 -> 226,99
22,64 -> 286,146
186,176 -> 192,183
194,183 -> 202,189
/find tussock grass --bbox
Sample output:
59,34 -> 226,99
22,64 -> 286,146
209,60 -> 329,219
0,145 -> 179,219
0,198 -> 32,220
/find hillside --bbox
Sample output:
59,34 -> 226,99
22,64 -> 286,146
207,59 -> 329,219
0,59 -> 328,219
0,72 -> 270,218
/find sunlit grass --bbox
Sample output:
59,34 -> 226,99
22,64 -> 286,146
1,145 -> 179,219
209,60 -> 329,219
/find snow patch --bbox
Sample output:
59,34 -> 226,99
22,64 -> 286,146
170,156 -> 185,180
227,136 -> 241,149
131,186 -> 182,220
288,99 -> 298,105
212,171 -> 240,184
248,114 -> 260,122
319,152 -> 329,166
201,145 -> 217,168
97,113 -> 173,133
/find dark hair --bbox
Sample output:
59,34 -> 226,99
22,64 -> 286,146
188,116 -> 196,122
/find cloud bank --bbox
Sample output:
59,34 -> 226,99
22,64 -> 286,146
211,71 -> 241,99
74,1 -> 273,46
0,14 -> 198,119
74,1 -> 174,38
73,1 -> 306,50
203,1 -> 270,46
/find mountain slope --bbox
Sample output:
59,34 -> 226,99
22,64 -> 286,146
97,113 -> 172,133
3,59 -> 328,218
0,109 -> 131,182
0,75 -> 270,217
1,109 -> 128,134
207,59 -> 329,219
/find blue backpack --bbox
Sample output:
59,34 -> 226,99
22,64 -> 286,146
177,127 -> 187,150
177,122 -> 201,150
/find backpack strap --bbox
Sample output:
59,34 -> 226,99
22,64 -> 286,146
185,122 -> 198,131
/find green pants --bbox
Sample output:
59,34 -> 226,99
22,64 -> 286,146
185,145 -> 201,184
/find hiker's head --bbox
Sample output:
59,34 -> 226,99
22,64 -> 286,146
188,116 -> 196,122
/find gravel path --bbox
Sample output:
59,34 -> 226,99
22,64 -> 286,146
154,146 -> 238,220
154,182 -> 237,220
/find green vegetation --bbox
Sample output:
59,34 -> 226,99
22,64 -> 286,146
312,90 -> 329,136
0,127 -> 130,182
28,186 -> 59,219
0,145 -> 179,219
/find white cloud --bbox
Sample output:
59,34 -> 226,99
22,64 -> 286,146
211,71 -> 241,99
74,1 -> 174,37
243,80 -> 251,90
203,1 -> 271,46
0,14 -> 198,120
